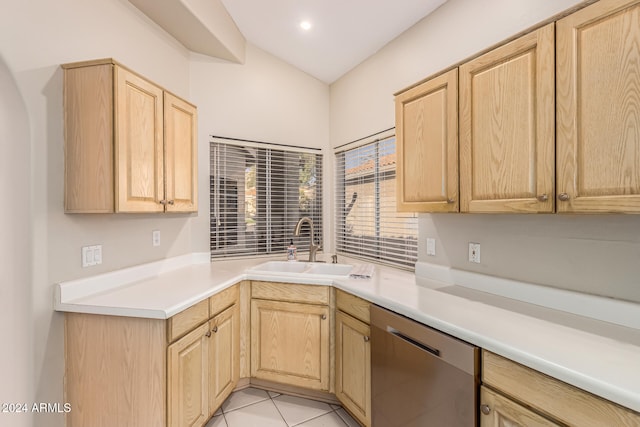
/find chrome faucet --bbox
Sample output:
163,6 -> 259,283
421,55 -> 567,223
293,217 -> 321,262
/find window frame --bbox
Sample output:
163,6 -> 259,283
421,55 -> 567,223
210,138 -> 323,260
335,133 -> 418,270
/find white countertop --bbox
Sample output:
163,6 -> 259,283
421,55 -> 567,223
54,253 -> 640,414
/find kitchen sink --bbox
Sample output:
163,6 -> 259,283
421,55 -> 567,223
247,261 -> 309,274
305,263 -> 354,276
248,261 -> 353,278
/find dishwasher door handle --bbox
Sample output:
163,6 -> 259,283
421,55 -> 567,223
388,327 -> 440,357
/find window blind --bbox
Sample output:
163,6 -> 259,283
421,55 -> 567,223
335,135 -> 418,269
210,139 -> 323,259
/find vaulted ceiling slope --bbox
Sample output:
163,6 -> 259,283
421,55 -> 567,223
130,0 -> 448,84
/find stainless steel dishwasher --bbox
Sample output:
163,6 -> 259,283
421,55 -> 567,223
371,305 -> 479,426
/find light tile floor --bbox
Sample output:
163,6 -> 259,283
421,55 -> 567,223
205,387 -> 361,427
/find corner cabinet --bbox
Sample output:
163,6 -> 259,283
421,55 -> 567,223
63,58 -> 197,213
459,23 -> 556,213
556,0 -> 640,213
335,290 -> 371,427
395,68 -> 459,212
250,282 -> 331,391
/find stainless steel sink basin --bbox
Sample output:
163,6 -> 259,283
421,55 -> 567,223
247,261 -> 353,278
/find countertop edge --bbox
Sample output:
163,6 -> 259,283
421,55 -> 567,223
54,254 -> 640,414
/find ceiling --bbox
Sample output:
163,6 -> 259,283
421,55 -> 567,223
219,0 -> 448,84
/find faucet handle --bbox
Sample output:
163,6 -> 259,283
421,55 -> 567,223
331,255 -> 338,264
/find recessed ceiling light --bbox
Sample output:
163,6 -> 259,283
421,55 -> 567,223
300,21 -> 312,31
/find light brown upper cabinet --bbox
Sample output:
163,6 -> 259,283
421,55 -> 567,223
395,69 -> 459,212
63,58 -> 197,213
164,92 -> 198,213
556,0 -> 640,213
459,23 -> 556,213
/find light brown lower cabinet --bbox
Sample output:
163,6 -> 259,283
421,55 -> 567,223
65,314 -> 167,427
208,304 -> 240,413
482,350 -> 640,427
168,322 -> 210,427
335,310 -> 371,427
480,386 -> 559,427
250,298 -> 331,391
65,284 -> 240,427
66,283 -> 640,427
167,304 -> 240,427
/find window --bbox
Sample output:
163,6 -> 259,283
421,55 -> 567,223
335,135 -> 418,269
210,139 -> 323,259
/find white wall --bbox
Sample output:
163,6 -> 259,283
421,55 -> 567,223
1,1 -> 194,425
4,0 -> 638,424
1,4 -> 331,425
331,0 -> 590,146
0,57 -> 33,427
189,46 -> 332,254
330,0 -> 640,303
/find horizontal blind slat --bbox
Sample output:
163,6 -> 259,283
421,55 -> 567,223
211,140 -> 323,258
335,135 -> 417,270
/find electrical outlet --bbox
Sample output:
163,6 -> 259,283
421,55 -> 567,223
426,238 -> 436,256
152,230 -> 161,247
82,245 -> 103,267
468,242 -> 481,264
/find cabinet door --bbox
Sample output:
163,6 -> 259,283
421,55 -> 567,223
556,0 -> 640,213
209,304 -> 240,416
167,322 -> 209,427
460,24 -> 555,213
114,66 -> 165,213
251,299 -> 330,390
164,92 -> 198,213
480,386 -> 560,427
395,68 -> 459,212
335,311 -> 371,427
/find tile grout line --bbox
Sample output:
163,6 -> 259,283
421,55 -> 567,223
267,390 -> 346,427
269,394 -> 290,427
215,388 -> 353,427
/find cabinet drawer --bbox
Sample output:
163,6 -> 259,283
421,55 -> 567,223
210,284 -> 239,317
336,289 -> 370,324
251,281 -> 329,305
482,350 -> 640,426
167,299 -> 209,343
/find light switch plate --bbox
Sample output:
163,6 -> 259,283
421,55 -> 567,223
468,242 -> 481,264
82,245 -> 102,267
93,245 -> 102,264
426,238 -> 436,256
